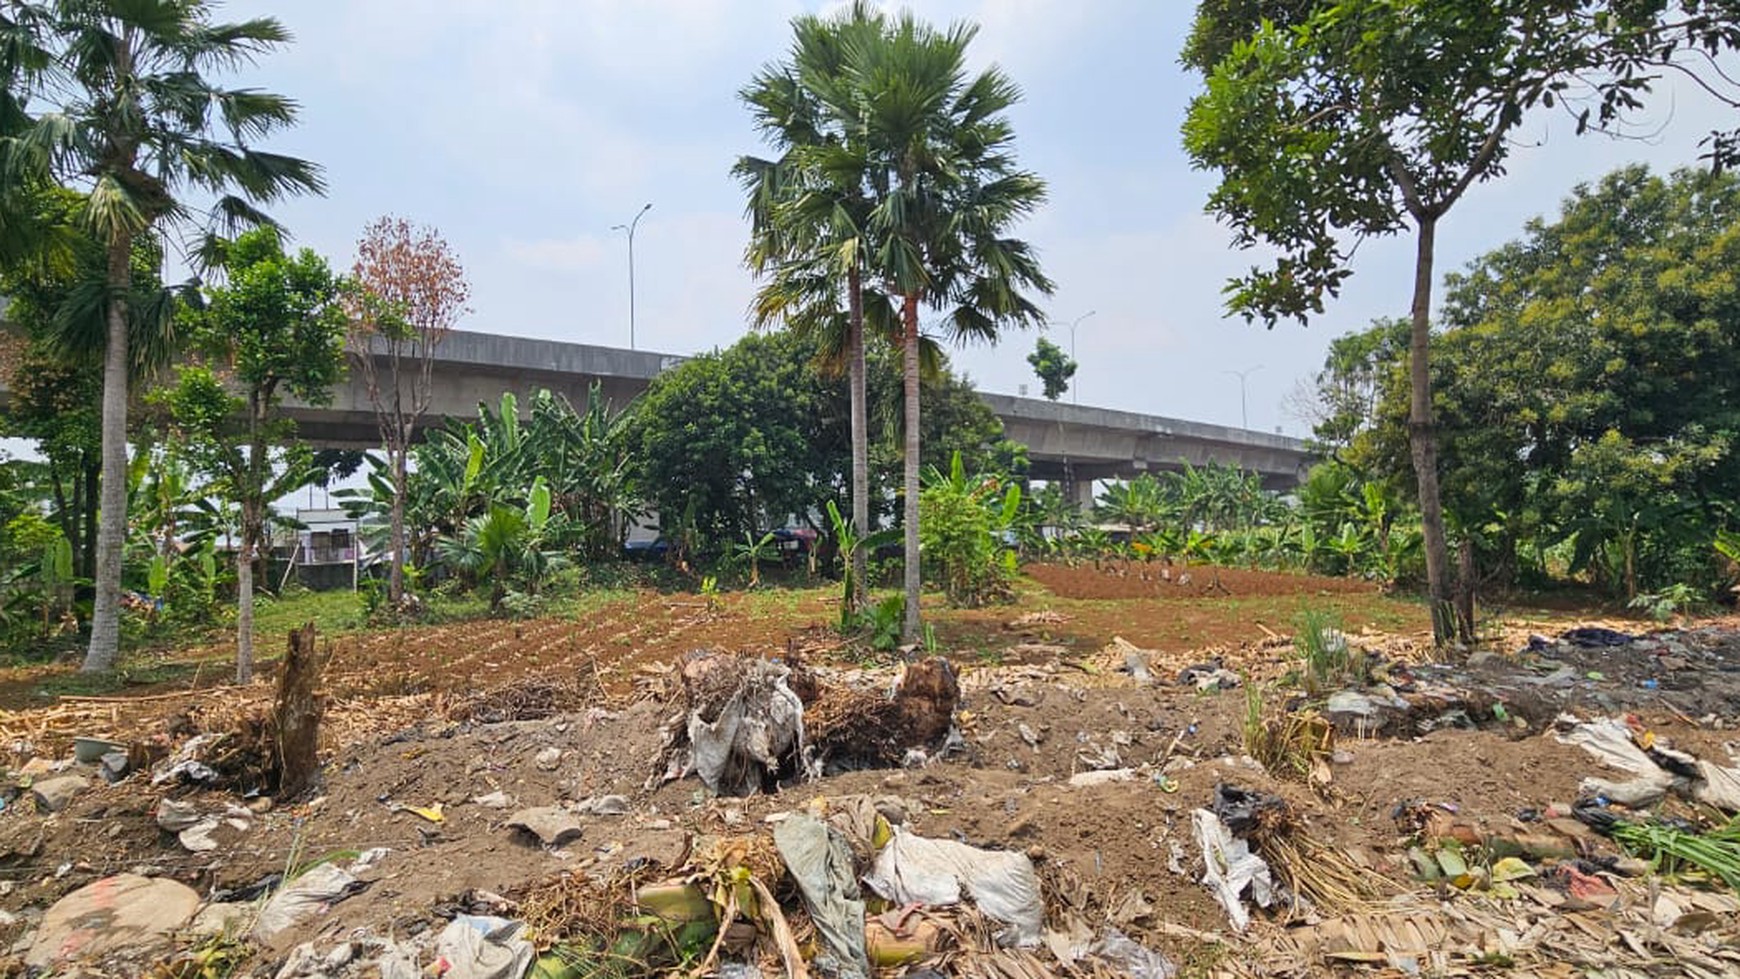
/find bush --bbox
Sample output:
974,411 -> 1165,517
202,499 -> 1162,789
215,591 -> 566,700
918,452 -> 1019,607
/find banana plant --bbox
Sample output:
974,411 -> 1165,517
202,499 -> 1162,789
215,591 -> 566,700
731,530 -> 779,588
826,499 -> 899,629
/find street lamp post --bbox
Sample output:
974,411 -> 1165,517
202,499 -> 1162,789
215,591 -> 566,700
1222,364 -> 1263,429
1057,310 -> 1096,405
611,203 -> 652,350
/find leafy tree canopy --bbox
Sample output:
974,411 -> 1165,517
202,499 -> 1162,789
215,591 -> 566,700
1025,335 -> 1076,401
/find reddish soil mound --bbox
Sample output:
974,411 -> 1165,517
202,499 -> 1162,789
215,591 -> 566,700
1023,562 -> 1382,601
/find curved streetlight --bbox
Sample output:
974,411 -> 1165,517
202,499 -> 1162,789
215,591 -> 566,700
611,202 -> 652,350
1222,364 -> 1264,429
1046,310 -> 1096,404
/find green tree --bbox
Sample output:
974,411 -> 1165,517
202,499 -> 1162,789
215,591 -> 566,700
1,187 -> 179,586
1398,165 -> 1740,598
1026,334 -> 1076,401
629,329 -> 847,554
852,12 -> 1053,640
165,228 -> 346,682
1181,0 -> 1658,642
6,0 -> 323,672
737,1 -> 891,615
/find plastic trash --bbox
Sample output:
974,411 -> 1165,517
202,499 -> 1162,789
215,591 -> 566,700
1561,627 -> 1634,647
431,915 -> 536,979
253,850 -> 387,942
1191,808 -> 1274,931
864,826 -> 1044,948
1558,718 -> 1676,806
686,655 -> 807,796
1091,928 -> 1178,979
772,812 -> 869,979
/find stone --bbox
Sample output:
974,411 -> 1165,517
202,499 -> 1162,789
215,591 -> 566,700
18,757 -> 56,779
574,794 -> 631,816
155,799 -> 203,832
188,901 -> 252,938
472,790 -> 513,809
98,752 -> 129,783
534,747 -> 562,771
30,775 -> 89,813
506,807 -> 584,847
26,874 -> 199,968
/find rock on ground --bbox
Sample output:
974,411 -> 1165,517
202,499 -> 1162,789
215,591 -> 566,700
25,874 -> 199,968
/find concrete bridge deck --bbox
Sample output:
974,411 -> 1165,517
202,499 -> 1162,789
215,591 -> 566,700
2,328 -> 1313,490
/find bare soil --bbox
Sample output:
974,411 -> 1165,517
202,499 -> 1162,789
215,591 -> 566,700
0,569 -> 1734,977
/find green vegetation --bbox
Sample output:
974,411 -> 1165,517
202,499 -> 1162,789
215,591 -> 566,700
1026,336 -> 1076,402
5,3 -> 1739,663
1315,167 -> 1740,608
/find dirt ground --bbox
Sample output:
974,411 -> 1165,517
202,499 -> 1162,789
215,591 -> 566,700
0,565 -> 1736,978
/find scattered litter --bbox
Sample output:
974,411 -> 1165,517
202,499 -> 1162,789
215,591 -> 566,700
772,812 -> 870,979
864,826 -> 1044,947
393,801 -> 446,823
1178,662 -> 1240,691
679,652 -> 807,796
1191,808 -> 1274,931
430,914 -> 536,979
177,806 -> 254,853
572,794 -> 632,816
472,791 -> 513,809
1090,927 -> 1177,979
253,851 -> 385,942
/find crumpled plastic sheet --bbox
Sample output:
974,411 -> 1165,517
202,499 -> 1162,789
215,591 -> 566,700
1192,808 -> 1273,932
429,915 -> 536,979
864,826 -> 1044,948
1091,928 -> 1178,979
1559,717 -> 1680,807
253,849 -> 389,943
689,658 -> 807,796
772,812 -> 869,979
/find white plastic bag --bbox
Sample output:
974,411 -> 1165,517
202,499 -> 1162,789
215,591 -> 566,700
1192,808 -> 1273,932
864,827 -> 1043,948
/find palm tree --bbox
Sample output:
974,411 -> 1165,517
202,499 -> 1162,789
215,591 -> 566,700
736,1 -> 889,615
850,13 -> 1053,639
6,1 -> 322,672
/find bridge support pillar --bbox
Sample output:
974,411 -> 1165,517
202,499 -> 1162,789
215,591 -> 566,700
1070,472 -> 1097,512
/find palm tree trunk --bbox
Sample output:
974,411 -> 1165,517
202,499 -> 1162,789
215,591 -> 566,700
1406,215 -> 1454,643
82,232 -> 134,673
901,294 -> 922,643
847,265 -> 869,614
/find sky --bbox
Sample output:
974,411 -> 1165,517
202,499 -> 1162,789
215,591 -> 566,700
136,2 -> 1740,438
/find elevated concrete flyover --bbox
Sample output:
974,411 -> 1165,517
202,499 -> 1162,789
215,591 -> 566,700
277,330 -> 683,447
3,327 -> 1314,490
982,393 -> 1313,498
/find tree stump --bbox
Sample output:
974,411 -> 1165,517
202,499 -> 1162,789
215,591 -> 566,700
274,621 -> 325,799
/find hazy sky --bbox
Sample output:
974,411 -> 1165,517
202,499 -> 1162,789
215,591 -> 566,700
217,0 -> 1733,437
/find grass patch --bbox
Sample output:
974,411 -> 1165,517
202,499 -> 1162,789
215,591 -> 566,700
35,659 -> 202,699
1295,608 -> 1369,695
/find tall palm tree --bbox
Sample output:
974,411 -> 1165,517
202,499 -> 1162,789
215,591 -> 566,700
736,1 -> 891,614
6,0 -> 323,673
850,13 -> 1053,640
